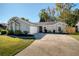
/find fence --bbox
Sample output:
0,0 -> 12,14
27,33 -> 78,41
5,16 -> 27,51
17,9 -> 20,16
65,26 -> 76,34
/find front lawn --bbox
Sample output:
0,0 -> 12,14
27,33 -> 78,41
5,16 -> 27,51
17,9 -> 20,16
0,35 -> 34,56
70,33 -> 79,41
70,35 -> 79,41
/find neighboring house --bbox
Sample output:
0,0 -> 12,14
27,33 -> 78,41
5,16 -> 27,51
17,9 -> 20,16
8,17 -> 67,35
76,22 -> 79,32
0,23 -> 7,30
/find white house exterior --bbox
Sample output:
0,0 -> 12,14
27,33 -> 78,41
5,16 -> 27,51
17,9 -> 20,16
8,17 -> 38,34
8,17 -> 67,34
36,22 -> 67,33
76,22 -> 79,32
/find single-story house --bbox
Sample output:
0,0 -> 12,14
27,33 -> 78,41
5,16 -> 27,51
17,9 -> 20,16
8,17 -> 67,34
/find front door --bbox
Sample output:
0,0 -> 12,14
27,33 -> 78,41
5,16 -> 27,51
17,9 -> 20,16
58,27 -> 62,33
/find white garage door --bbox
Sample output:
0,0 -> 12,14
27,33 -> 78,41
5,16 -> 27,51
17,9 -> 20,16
29,26 -> 38,34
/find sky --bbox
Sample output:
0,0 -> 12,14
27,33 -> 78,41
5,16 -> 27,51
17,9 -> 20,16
0,3 -> 55,23
0,3 -> 79,23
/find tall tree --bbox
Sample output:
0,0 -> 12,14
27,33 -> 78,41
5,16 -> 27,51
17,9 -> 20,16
39,7 -> 56,22
56,3 -> 76,14
56,3 -> 76,27
56,3 -> 63,15
21,17 -> 29,21
47,7 -> 56,21
39,9 -> 49,22
72,8 -> 79,26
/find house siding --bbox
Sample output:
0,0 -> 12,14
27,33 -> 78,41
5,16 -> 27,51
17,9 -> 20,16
19,22 -> 30,32
40,22 -> 67,33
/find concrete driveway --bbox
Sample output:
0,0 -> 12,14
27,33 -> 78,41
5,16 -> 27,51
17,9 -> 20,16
16,34 -> 79,56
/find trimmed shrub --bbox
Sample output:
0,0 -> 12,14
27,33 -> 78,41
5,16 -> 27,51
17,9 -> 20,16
7,30 -> 14,35
23,31 -> 29,35
14,30 -> 23,35
48,30 -> 52,33
1,30 -> 7,35
0,30 -> 1,34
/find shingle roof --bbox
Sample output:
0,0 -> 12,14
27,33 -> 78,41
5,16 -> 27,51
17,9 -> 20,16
8,17 -> 67,26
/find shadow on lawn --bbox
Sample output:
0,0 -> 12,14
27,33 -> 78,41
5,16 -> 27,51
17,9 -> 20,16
7,32 -> 75,40
7,34 -> 36,40
7,33 -> 68,40
7,33 -> 47,40
34,32 -> 68,39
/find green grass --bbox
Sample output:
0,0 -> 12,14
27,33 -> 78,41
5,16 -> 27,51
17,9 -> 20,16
0,35 -> 34,56
70,35 -> 79,40
70,33 -> 79,41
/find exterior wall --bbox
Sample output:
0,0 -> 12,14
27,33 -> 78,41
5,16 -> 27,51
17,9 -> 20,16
8,22 -> 14,31
41,22 -> 67,33
55,22 -> 67,33
16,23 -> 20,30
8,24 -> 11,30
8,19 -> 30,33
19,22 -> 30,32
12,22 -> 16,31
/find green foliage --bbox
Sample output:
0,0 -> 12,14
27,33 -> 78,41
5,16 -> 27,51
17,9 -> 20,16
65,14 -> 77,27
21,17 -> 29,21
1,30 -> 7,35
23,31 -> 29,35
47,7 -> 56,21
14,30 -> 23,35
56,3 -> 77,27
39,9 -> 49,22
70,32 -> 79,35
0,29 -> 1,32
8,30 -> 14,35
56,3 -> 76,14
70,34 -> 79,41
39,7 -> 56,22
48,30 -> 52,33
